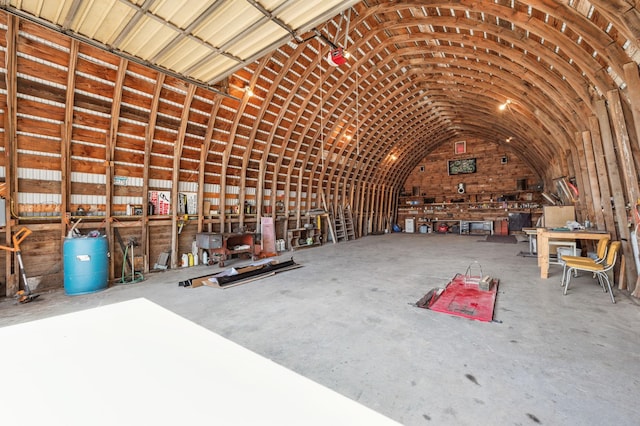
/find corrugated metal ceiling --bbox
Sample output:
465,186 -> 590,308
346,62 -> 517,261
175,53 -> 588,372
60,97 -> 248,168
4,0 -> 359,88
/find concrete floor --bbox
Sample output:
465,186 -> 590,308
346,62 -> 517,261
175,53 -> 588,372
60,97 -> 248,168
1,233 -> 640,425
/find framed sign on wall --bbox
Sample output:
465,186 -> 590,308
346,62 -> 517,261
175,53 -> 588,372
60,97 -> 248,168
447,158 -> 476,175
454,141 -> 466,154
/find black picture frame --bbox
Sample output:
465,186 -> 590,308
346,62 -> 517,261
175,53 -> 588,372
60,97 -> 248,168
447,158 -> 476,175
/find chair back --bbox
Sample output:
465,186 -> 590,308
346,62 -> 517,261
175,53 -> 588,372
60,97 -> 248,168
595,238 -> 610,260
604,241 -> 621,268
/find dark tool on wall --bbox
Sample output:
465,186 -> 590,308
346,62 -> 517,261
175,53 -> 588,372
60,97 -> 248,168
0,227 -> 40,303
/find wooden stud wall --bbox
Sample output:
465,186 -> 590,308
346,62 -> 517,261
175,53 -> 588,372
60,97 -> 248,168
1,1 -> 640,293
404,139 -> 540,203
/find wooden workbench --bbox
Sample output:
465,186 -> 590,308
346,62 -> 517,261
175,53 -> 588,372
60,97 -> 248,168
536,228 -> 610,278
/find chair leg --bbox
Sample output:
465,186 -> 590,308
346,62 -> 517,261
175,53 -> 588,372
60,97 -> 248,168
564,269 -> 573,295
599,272 -> 616,304
561,263 -> 567,286
595,274 -> 606,292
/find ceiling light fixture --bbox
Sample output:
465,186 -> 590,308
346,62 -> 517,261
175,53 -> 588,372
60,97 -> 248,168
498,99 -> 512,111
245,87 -> 254,97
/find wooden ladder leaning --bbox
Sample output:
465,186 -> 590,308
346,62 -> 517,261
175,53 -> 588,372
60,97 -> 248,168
344,205 -> 356,240
334,205 -> 348,242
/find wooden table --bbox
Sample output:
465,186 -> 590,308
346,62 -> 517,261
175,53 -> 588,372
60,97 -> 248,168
536,228 -> 610,278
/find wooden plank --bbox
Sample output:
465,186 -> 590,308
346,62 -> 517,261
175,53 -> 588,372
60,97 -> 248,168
170,84 -> 196,268
607,89 -> 640,295
4,14 -> 18,297
19,178 -> 62,193
623,62 -> 640,155
198,96 -> 222,233
588,116 -> 617,236
581,131 -> 605,228
141,74 -> 166,268
62,39 -> 78,246
105,58 -> 128,282
596,98 -> 638,293
622,62 -> 640,295
566,143 -> 584,220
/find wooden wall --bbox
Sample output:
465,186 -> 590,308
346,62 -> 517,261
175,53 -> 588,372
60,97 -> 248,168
2,0 -> 640,295
403,138 -> 540,202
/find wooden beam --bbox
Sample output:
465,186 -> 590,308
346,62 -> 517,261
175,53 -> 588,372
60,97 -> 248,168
4,14 -> 18,296
141,72 -> 165,272
170,84 -> 197,268
61,39 -> 79,245
105,58 -> 129,282
197,98 -> 221,234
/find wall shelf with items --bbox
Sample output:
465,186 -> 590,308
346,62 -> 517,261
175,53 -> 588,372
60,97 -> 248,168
287,226 -> 321,250
397,197 -> 542,234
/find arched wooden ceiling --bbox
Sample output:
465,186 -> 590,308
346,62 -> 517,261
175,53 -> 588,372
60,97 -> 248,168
3,0 -> 639,205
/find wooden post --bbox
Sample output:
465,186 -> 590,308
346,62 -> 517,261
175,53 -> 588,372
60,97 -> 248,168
4,15 -> 18,296
358,182 -> 366,236
197,98 -> 221,234
141,73 -> 165,272
61,39 -> 79,252
105,58 -> 128,283
170,84 -> 196,268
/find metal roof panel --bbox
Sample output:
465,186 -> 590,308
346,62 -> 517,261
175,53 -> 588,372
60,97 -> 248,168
5,0 -> 359,89
191,56 -> 242,83
116,17 -> 180,60
226,21 -> 289,59
192,1 -> 264,47
149,0 -> 215,28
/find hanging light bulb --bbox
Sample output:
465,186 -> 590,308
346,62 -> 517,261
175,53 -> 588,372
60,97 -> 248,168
498,99 -> 511,111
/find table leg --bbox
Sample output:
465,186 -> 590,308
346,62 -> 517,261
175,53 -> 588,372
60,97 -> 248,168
537,229 -> 550,278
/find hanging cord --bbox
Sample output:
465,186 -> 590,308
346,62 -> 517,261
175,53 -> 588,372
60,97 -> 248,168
334,8 -> 352,51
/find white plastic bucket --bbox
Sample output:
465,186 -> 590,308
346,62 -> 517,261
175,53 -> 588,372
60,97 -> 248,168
557,247 -> 581,264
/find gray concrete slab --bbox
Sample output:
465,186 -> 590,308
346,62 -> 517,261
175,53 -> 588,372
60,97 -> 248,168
2,233 -> 640,425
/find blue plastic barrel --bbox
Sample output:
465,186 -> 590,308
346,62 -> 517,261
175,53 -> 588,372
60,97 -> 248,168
64,236 -> 109,295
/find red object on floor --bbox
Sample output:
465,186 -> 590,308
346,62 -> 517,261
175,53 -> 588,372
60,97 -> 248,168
427,274 -> 499,322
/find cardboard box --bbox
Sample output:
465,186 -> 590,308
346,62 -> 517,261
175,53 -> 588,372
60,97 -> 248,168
148,191 -> 171,215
